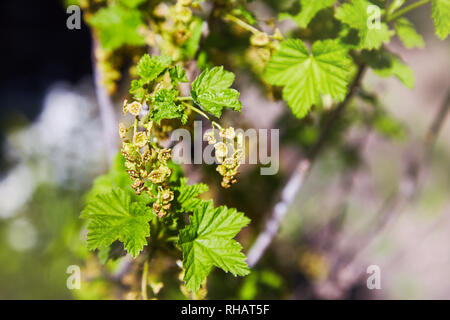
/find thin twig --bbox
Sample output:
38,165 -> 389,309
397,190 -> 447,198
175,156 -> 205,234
247,65 -> 367,267
141,259 -> 149,300
224,14 -> 260,35
387,0 -> 430,22
141,224 -> 159,300
426,90 -> 450,148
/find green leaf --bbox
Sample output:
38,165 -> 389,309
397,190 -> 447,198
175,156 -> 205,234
431,0 -> 450,40
88,4 -> 146,51
335,0 -> 393,49
176,178 -> 209,212
264,39 -> 353,118
231,5 -> 257,25
374,58 -> 414,89
129,79 -> 146,100
178,200 -> 250,292
137,54 -> 173,83
279,0 -> 337,28
97,246 -> 111,265
81,188 -> 155,258
183,17 -> 203,58
151,89 -> 185,124
85,154 -> 132,203
387,0 -> 405,16
373,112 -> 406,140
395,17 -> 425,48
84,153 -> 154,208
169,65 -> 189,85
338,26 -> 363,49
191,67 -> 242,118
197,51 -> 212,71
361,49 -> 415,88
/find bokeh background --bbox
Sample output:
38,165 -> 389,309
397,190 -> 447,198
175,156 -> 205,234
0,0 -> 449,299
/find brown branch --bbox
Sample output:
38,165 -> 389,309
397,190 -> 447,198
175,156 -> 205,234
426,89 -> 450,148
246,64 -> 367,267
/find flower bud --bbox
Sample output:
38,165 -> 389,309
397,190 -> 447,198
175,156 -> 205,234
134,132 -> 148,148
122,142 -> 139,161
222,158 -> 236,170
119,122 -> 127,139
149,169 -> 165,184
158,149 -> 172,163
125,161 -> 136,171
178,0 -> 192,6
126,101 -> 142,116
214,142 -> 228,158
153,202 -> 162,212
250,32 -> 270,47
273,28 -> 284,41
159,165 -> 171,178
176,6 -> 192,23
161,189 -> 174,202
204,130 -> 217,145
220,127 -> 235,140
122,99 -> 128,115
154,3 -> 169,17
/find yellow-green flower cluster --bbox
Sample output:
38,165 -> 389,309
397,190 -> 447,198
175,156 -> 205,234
246,29 -> 283,76
205,127 -> 244,188
120,100 -> 174,215
123,100 -> 142,116
153,187 -> 174,218
152,0 -> 199,60
95,47 -> 121,95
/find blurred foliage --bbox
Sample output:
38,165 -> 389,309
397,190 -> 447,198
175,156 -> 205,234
0,184 -> 86,299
